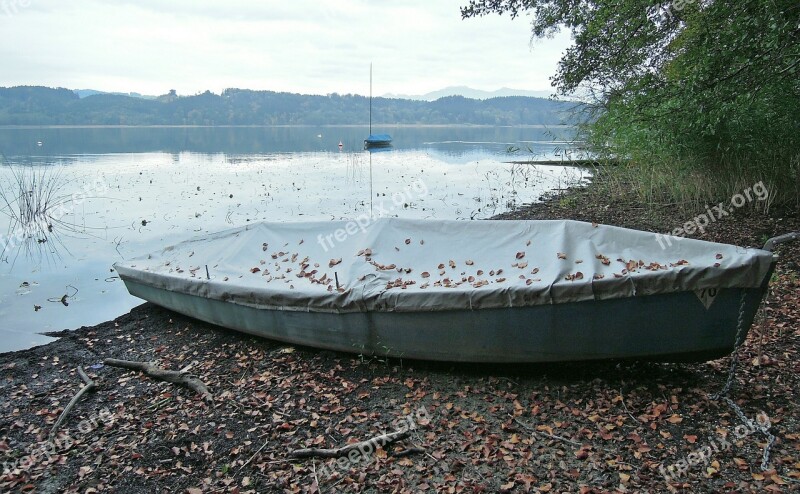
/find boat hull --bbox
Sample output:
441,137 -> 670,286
121,276 -> 770,363
364,133 -> 392,149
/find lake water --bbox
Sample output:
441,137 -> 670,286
0,126 -> 588,353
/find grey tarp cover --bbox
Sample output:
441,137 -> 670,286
114,219 -> 774,313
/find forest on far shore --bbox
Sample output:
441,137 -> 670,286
0,86 -> 578,127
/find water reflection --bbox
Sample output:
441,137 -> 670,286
0,125 -> 575,158
0,126 -> 587,352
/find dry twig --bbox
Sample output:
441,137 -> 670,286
514,417 -> 580,446
104,358 -> 212,401
290,430 -> 410,459
49,366 -> 97,439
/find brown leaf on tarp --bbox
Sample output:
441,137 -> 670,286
557,252 -> 567,260
329,258 -> 342,267
516,251 -> 525,259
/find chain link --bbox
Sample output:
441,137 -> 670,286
708,290 -> 774,471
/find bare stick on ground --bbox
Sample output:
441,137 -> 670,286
390,447 -> 426,458
514,417 -> 580,446
49,366 -> 97,439
103,358 -> 212,401
290,430 -> 411,459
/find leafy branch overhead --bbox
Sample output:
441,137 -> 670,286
462,0 -> 800,206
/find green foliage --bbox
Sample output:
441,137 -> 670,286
463,0 -> 800,207
0,87 -> 577,127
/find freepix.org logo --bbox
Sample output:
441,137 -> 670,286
655,181 -> 769,249
1,0 -> 32,17
316,178 -> 428,252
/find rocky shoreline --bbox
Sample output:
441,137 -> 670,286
2,179 -> 799,493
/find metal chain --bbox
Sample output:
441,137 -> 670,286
708,290 -> 774,471
710,291 -> 748,400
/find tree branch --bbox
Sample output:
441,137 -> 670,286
290,430 -> 410,459
103,358 -> 212,401
49,366 -> 97,439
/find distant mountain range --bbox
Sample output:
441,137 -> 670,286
73,86 -> 556,102
73,89 -> 157,100
383,86 -> 556,101
0,86 -> 581,126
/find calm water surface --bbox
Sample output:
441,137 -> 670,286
0,126 -> 588,352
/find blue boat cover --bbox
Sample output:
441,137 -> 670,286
365,134 -> 392,144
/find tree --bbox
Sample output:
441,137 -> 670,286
462,0 -> 800,205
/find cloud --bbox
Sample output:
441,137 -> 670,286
0,0 -> 571,96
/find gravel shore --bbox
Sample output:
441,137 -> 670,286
2,179 -> 799,493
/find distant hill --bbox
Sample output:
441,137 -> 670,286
384,86 -> 555,101
73,89 -> 157,100
0,86 -> 581,126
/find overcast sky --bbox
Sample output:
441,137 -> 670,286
0,0 -> 572,97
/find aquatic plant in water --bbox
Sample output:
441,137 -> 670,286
0,164 -> 78,266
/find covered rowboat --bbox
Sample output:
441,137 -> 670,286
364,133 -> 393,149
114,219 -> 793,363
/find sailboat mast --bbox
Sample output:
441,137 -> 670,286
369,63 -> 373,134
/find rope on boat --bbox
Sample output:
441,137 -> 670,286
708,290 -> 775,471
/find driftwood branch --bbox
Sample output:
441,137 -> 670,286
619,389 -> 640,423
50,366 -> 97,439
514,417 -> 580,446
390,447 -> 426,458
290,430 -> 410,459
103,358 -> 212,401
